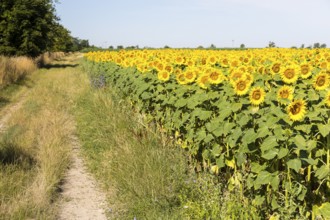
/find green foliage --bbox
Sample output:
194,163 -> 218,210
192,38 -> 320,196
0,0 -> 56,56
0,0 -> 89,56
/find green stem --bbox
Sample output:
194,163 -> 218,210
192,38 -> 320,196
285,166 -> 292,207
307,152 -> 311,182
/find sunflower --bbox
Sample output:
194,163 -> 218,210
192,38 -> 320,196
207,56 -> 217,65
325,91 -> 330,107
230,59 -> 239,68
158,71 -> 170,82
280,66 -> 299,84
249,87 -> 265,106
156,62 -> 165,72
277,85 -> 294,103
313,72 -> 329,90
243,57 -> 250,64
244,72 -> 254,85
229,69 -> 244,84
287,99 -> 307,121
220,58 -> 229,67
208,69 -> 224,84
257,66 -> 265,74
164,64 -> 173,73
175,56 -> 184,65
184,69 -> 197,83
234,79 -> 250,96
176,72 -> 188,85
246,65 -> 255,73
300,63 -> 312,79
271,63 -> 281,74
320,61 -> 328,69
197,74 -> 209,89
186,59 -> 195,67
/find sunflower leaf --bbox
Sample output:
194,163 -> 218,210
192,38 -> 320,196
317,124 -> 330,137
287,159 -> 302,173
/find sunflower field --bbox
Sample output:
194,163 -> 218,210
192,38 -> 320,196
84,48 -> 330,219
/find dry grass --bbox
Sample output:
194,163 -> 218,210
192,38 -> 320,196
0,56 -> 36,88
0,55 -> 83,219
35,52 -> 66,67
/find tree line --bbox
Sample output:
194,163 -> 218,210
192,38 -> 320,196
0,0 -> 89,57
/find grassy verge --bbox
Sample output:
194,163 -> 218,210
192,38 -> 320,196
74,86 -> 186,219
0,55 -> 81,219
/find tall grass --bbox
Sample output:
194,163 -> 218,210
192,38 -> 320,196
0,52 -> 67,90
0,56 -> 36,88
0,57 -> 78,219
74,86 -> 188,219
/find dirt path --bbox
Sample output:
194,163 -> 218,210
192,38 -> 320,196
58,135 -> 108,220
1,54 -> 109,219
54,55 -> 108,220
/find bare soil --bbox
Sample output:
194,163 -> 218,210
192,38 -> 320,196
57,136 -> 108,220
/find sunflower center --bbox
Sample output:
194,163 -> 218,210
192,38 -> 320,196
186,72 -> 194,80
272,64 -> 280,73
210,72 -> 219,80
237,81 -> 246,91
290,103 -> 301,115
316,76 -> 326,86
321,62 -> 327,69
301,65 -> 309,75
284,69 -> 295,79
165,66 -> 172,72
162,72 -> 168,78
201,76 -> 208,84
178,74 -> 185,82
280,90 -> 289,99
252,90 -> 261,100
158,63 -> 164,70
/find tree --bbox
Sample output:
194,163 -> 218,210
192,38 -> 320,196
313,43 -> 320,48
300,44 -> 305,49
320,43 -> 327,48
240,44 -> 245,49
0,0 -> 84,56
209,44 -> 216,49
268,41 -> 276,48
0,0 -> 59,57
117,45 -> 124,50
48,23 -> 73,52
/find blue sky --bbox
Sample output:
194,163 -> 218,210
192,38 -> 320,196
55,0 -> 330,48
